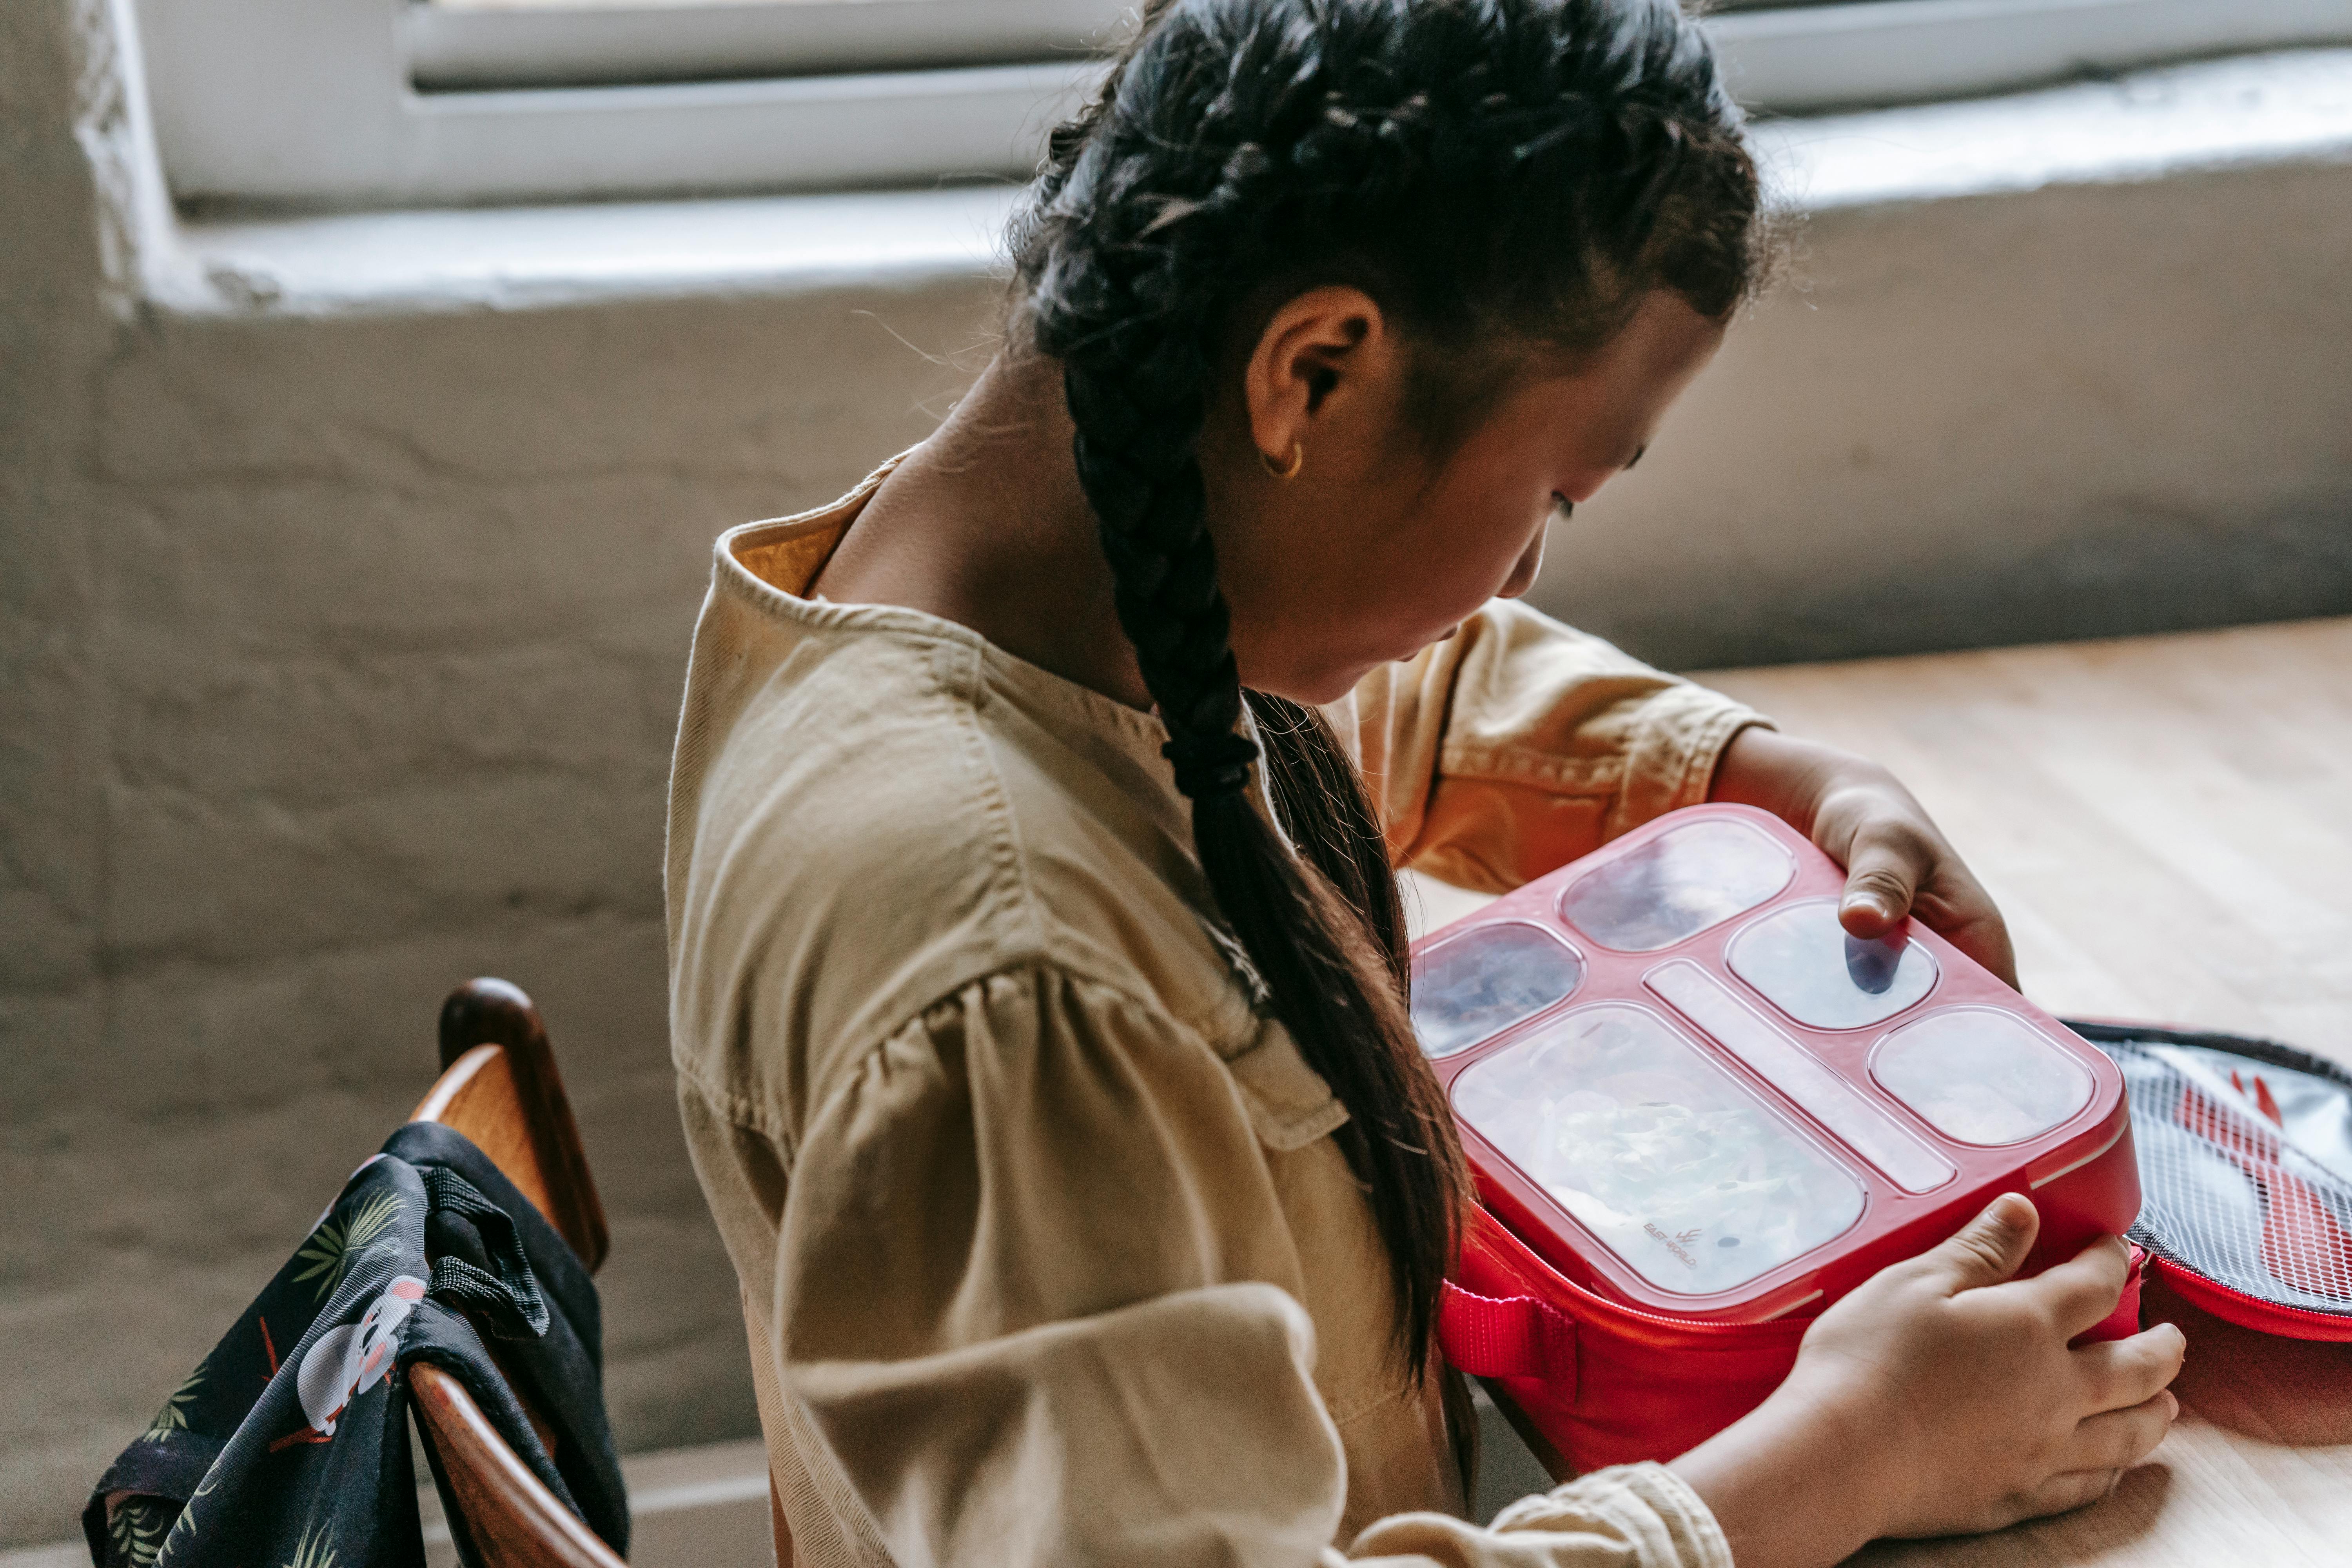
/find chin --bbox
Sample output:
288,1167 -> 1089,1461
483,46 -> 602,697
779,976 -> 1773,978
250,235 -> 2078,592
1307,663 -> 1389,706
1247,665 -> 1370,709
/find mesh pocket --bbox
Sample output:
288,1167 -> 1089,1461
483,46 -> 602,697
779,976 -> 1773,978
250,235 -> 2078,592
2081,1025 -> 2352,1321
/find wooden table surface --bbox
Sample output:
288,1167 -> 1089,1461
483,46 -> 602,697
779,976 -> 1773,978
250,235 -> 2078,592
1405,616 -> 2352,1568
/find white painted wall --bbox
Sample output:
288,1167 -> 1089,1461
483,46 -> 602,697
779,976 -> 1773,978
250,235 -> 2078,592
4,0 -> 2349,1551
1549,152 -> 2352,667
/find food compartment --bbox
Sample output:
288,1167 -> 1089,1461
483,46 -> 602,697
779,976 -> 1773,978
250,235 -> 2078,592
1726,899 -> 1938,1030
1559,818 -> 1795,953
1646,960 -> 1956,1194
1409,922 -> 1586,1058
1873,1007 -> 2094,1145
1451,1003 -> 1866,1296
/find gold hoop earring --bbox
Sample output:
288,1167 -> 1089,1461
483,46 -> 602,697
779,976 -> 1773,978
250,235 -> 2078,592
1259,440 -> 1304,481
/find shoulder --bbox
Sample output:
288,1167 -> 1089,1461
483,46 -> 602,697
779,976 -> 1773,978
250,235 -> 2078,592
669,615 -> 1261,1139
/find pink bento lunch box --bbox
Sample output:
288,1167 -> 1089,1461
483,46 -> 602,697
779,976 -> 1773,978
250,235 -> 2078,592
1411,803 -> 2140,1325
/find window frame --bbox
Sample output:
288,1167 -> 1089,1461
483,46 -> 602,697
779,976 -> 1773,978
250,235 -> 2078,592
138,0 -> 2352,210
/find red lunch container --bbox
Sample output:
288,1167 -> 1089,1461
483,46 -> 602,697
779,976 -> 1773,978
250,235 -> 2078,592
1413,804 -> 2144,1470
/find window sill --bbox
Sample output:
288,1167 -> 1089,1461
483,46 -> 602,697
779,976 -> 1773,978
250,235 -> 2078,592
156,184 -> 1023,318
154,48 -> 2352,322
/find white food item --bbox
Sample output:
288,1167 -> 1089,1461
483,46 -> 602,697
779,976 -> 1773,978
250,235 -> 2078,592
1454,1004 -> 1866,1295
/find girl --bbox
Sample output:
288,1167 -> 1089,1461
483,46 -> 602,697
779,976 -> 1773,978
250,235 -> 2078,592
666,1 -> 2185,1563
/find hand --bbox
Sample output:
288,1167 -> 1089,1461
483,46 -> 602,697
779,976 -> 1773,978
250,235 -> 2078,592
1708,726 -> 2019,987
1670,1196 -> 2185,1567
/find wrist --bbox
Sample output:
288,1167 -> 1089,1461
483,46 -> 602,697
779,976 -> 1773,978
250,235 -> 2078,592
1668,1382 -> 1898,1568
1706,727 -> 1842,838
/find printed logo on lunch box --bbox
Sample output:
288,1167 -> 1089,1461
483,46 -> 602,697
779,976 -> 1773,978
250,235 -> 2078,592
1644,1223 -> 1704,1270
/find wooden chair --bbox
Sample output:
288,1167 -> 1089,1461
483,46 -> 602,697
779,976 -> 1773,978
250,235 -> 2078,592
408,978 -> 624,1568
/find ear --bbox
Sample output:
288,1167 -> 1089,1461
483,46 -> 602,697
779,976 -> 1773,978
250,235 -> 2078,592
1242,285 -> 1396,472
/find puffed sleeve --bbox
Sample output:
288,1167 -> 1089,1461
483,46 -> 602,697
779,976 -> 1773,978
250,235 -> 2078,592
1343,599 -> 1770,892
682,962 -> 1730,1568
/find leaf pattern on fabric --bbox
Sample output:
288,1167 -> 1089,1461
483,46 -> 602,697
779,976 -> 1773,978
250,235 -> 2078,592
292,1194 -> 402,1303
282,1524 -> 336,1568
171,1460 -> 221,1545
108,1496 -> 173,1568
142,1363 -> 207,1442
83,1124 -> 628,1568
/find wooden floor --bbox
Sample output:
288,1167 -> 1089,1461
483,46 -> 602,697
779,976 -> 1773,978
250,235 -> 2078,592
1406,615 -> 2352,1568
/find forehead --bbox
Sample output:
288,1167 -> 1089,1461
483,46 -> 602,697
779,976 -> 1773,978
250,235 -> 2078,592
1492,293 -> 1726,436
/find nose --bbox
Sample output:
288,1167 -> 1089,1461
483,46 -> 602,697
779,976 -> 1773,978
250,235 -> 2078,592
1497,517 -> 1549,600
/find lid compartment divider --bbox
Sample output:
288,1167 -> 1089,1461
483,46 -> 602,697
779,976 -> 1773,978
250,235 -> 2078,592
1647,960 -> 1956,1195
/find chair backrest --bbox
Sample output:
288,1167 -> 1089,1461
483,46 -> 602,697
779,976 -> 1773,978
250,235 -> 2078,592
409,978 -> 624,1568
417,978 -> 609,1270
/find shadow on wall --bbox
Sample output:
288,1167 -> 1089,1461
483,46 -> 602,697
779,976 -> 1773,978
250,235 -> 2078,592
1573,500 -> 2352,672
1535,162 -> 2352,671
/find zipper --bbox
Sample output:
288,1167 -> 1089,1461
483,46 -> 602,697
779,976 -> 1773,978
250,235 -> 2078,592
2071,1020 -> 2352,1339
1468,1219 -> 1807,1339
2147,1255 -> 2352,1331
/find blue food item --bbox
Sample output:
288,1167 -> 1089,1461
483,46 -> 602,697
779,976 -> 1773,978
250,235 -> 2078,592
1410,922 -> 1586,1057
1560,819 -> 1793,953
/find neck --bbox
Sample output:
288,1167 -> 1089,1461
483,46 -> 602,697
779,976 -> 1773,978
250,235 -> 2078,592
810,347 -> 1152,711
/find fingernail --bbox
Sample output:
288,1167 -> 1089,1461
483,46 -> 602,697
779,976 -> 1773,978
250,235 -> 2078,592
1844,894 -> 1890,921
1985,1192 -> 2030,1229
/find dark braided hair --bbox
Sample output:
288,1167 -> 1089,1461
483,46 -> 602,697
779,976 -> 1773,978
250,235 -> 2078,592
1013,0 -> 1761,1376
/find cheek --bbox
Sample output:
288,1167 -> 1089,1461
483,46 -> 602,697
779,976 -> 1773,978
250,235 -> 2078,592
1218,479 -> 1538,695
1220,531 -> 1414,695
1402,490 -> 1548,612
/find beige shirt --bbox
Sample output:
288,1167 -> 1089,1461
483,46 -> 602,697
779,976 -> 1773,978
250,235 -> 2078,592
666,462 -> 1768,1568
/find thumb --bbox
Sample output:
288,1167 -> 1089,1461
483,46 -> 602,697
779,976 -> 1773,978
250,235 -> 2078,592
1839,832 -> 1921,939
1925,1192 -> 2039,1292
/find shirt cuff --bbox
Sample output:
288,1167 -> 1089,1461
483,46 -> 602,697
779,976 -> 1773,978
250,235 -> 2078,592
1608,685 -> 1774,841
1493,1462 -> 1734,1568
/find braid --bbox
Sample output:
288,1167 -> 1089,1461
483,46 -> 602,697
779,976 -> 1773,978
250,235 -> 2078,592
1018,0 -> 1761,1376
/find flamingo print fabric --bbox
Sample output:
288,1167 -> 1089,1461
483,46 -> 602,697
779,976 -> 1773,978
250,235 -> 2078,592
83,1123 -> 626,1568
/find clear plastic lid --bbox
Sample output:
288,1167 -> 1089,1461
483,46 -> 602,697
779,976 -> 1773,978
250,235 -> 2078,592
1451,1003 -> 1866,1296
1726,899 -> 1938,1031
1646,960 -> 1957,1194
1873,1008 -> 2094,1145
1410,922 -> 1586,1058
1559,818 -> 1795,953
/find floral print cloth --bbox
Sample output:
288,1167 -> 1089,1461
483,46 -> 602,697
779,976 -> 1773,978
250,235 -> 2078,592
83,1122 -> 626,1568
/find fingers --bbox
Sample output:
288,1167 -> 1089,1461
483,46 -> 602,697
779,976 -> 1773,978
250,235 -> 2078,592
2009,1467 -> 2125,1523
1921,1193 -> 2040,1291
2059,1391 -> 2179,1474
2005,1388 -> 2179,1528
1832,795 -> 2021,987
2005,1394 -> 2178,1526
2014,1234 -> 2134,1337
1916,882 -> 2022,989
2074,1324 -> 2187,1414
